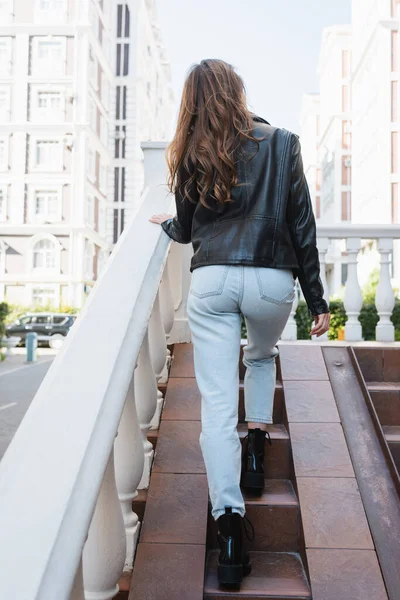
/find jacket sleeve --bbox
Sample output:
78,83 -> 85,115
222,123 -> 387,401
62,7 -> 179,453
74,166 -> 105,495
161,163 -> 198,244
287,134 -> 329,316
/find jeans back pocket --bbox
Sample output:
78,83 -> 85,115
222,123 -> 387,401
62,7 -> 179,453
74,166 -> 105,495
190,265 -> 229,298
255,267 -> 295,305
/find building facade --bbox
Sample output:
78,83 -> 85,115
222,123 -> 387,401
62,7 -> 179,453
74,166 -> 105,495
351,0 -> 400,284
0,0 -> 174,308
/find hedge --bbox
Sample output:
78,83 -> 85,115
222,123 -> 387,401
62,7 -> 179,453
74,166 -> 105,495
295,299 -> 400,341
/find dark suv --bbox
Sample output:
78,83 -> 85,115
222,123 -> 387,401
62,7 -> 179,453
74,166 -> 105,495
6,313 -> 77,349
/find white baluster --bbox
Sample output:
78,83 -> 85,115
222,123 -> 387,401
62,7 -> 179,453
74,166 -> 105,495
70,559 -> 84,600
159,259 -> 175,380
83,450 -> 126,600
281,282 -> 299,340
160,259 -> 175,341
114,371 -> 144,571
135,332 -> 158,489
343,237 -> 363,341
312,237 -> 330,342
148,291 -> 168,429
375,238 -> 395,342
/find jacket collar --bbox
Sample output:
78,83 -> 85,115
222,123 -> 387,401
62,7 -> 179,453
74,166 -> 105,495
252,114 -> 271,125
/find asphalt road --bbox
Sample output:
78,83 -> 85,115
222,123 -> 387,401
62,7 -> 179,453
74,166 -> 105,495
0,358 -> 53,460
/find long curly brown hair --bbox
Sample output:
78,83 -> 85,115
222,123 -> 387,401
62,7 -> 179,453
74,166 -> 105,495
167,59 -> 261,209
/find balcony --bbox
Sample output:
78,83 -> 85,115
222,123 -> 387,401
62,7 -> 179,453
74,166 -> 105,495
0,144 -> 399,600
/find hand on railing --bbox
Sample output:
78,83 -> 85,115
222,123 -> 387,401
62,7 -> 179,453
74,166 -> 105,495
311,312 -> 331,338
149,213 -> 174,224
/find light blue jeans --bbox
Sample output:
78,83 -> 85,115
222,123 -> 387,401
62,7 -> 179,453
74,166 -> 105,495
186,265 -> 295,520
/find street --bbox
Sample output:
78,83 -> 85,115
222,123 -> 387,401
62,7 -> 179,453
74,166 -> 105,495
0,350 -> 56,460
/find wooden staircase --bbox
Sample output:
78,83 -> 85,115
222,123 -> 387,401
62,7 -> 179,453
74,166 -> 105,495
124,342 -> 400,600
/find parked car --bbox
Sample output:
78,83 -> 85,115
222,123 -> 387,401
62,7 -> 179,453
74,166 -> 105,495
6,313 -> 77,349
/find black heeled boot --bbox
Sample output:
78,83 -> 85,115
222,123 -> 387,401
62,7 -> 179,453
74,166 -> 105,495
217,507 -> 252,586
241,427 -> 271,492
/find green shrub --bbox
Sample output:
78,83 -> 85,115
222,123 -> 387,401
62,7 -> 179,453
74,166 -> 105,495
0,302 -> 9,342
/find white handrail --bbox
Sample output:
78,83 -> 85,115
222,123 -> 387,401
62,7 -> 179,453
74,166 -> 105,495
0,184 -> 172,600
317,223 -> 400,238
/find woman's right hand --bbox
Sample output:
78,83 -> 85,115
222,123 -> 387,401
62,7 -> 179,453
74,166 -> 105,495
311,312 -> 331,337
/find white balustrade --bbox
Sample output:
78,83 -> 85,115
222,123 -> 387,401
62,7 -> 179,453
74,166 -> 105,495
0,144 -> 176,600
114,372 -> 144,571
313,237 -> 330,341
315,224 -> 400,343
83,450 -> 126,600
159,258 -> 175,381
375,238 -> 395,342
135,332 -> 158,489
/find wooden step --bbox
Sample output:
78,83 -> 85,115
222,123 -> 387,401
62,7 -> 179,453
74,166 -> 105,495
383,425 -> 400,472
238,423 -> 292,479
207,480 -> 300,552
369,388 -> 400,426
204,550 -> 311,599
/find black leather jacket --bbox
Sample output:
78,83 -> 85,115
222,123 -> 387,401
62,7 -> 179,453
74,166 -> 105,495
161,116 -> 329,316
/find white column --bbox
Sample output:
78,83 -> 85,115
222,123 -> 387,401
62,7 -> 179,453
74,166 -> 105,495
281,282 -> 299,340
135,332 -> 158,489
312,237 -> 330,342
375,238 -> 395,342
148,291 -> 168,429
82,450 -> 126,600
343,237 -> 363,342
114,371 -> 144,571
70,560 -> 85,600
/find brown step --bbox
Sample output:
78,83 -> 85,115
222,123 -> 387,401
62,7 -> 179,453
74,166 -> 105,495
207,479 -> 300,552
204,550 -> 311,599
383,425 -> 400,471
369,388 -> 400,426
132,488 -> 147,522
238,423 -> 293,479
147,428 -> 158,449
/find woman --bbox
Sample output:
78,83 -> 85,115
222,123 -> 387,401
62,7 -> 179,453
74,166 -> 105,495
150,59 -> 330,587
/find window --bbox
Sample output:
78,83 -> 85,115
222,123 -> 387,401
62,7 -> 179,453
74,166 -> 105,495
33,239 -> 57,270
392,82 -> 399,122
89,46 -> 98,89
32,287 -> 56,306
0,38 -> 12,75
35,0 -> 66,23
85,195 -> 95,226
33,38 -> 65,75
116,43 -> 129,76
100,115 -> 108,146
117,4 -> 130,37
99,162 -> 107,193
342,120 -> 352,149
34,189 -> 60,222
33,139 -> 62,171
392,31 -> 398,73
392,131 -> 398,174
0,86 -> 10,121
0,186 -> 6,221
0,137 -> 8,170
101,74 -> 109,108
53,315 -> 68,325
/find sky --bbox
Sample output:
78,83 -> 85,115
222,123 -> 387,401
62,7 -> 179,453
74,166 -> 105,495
157,0 -> 351,133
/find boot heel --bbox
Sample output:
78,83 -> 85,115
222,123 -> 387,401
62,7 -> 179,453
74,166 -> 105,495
217,562 -> 243,585
241,470 -> 264,491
